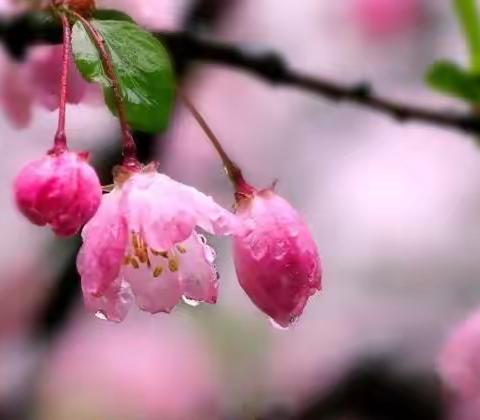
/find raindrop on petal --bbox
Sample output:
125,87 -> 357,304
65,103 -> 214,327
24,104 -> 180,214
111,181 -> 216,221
272,239 -> 288,260
248,234 -> 268,260
269,318 -> 289,330
182,296 -> 201,307
94,310 -> 108,321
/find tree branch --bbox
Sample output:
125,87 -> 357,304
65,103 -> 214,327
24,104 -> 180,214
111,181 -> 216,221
1,12 -> 480,135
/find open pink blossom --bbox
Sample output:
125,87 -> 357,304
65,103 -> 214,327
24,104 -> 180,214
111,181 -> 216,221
14,150 -> 102,236
437,309 -> 480,400
77,164 -> 238,321
233,188 -> 321,328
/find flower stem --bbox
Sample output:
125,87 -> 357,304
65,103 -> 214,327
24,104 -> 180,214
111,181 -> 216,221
69,10 -> 138,165
181,94 -> 253,194
53,12 -> 71,153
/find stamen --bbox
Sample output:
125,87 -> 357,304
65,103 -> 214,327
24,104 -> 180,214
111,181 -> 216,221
153,266 -> 163,278
176,245 -> 187,254
137,250 -> 147,264
151,249 -> 169,258
132,233 -> 140,250
123,255 -> 131,266
131,257 -> 140,269
168,257 -> 179,272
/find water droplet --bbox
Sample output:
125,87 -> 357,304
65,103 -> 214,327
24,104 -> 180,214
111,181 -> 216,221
269,318 -> 289,330
182,296 -> 201,307
272,239 -> 288,260
248,235 -> 268,260
288,226 -> 299,238
94,310 -> 108,321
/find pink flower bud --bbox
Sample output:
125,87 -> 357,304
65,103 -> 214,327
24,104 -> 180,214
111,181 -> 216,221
233,189 -> 321,328
14,151 -> 102,236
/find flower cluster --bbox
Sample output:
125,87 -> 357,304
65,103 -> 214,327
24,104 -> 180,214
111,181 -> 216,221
11,0 -> 322,327
15,156 -> 322,326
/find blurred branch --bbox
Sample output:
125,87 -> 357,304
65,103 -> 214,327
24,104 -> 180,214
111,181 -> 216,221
2,12 -> 480,135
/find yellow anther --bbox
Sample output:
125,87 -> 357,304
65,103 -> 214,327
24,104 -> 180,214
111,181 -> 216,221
168,258 -> 179,272
153,266 -> 163,278
137,250 -> 148,264
132,233 -> 140,250
131,258 -> 140,269
176,245 -> 187,254
151,249 -> 169,258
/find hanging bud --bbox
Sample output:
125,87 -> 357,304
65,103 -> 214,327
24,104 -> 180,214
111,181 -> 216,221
233,188 -> 321,328
14,150 -> 102,236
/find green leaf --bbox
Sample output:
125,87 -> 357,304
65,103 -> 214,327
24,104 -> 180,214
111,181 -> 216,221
426,60 -> 480,103
92,9 -> 135,22
454,0 -> 480,73
72,19 -> 175,133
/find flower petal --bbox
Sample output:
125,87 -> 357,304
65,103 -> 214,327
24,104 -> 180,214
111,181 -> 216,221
178,233 -> 218,304
122,172 -> 238,251
77,190 -> 128,297
82,277 -> 132,323
123,261 -> 183,314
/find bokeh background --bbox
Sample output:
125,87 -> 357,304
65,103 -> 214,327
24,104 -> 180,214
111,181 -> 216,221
1,0 -> 480,419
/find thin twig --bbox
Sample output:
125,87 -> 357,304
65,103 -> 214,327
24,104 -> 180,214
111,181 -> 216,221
52,12 -> 70,152
1,13 -> 480,135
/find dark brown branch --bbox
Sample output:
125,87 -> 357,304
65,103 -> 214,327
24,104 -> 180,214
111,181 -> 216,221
1,12 -> 480,135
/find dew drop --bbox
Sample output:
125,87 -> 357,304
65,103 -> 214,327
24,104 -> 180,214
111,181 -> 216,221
182,296 -> 201,307
272,239 -> 288,260
288,226 -> 299,238
248,235 -> 268,260
205,246 -> 216,263
94,310 -> 108,321
269,318 -> 289,331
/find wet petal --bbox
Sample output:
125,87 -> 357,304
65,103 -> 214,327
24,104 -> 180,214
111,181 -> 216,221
77,190 -> 128,297
122,172 -> 238,252
123,260 -> 183,314
82,277 -> 133,323
178,233 -> 218,304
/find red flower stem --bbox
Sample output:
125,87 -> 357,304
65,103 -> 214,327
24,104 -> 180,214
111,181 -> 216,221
70,10 -> 138,165
53,12 -> 71,152
181,94 -> 253,194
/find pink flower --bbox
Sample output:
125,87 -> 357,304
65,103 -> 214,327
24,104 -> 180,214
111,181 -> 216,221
352,0 -> 420,37
0,44 -> 97,128
0,56 -> 32,128
38,319 -> 221,420
14,150 -> 102,236
232,188 -> 321,328
27,45 -> 89,111
77,164 -> 238,322
438,310 -> 480,400
99,0 -> 183,30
